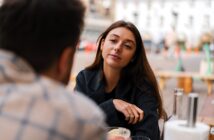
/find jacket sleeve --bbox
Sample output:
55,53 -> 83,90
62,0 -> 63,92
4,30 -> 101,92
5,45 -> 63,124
132,88 -> 160,140
74,71 -> 87,94
74,71 -> 124,126
99,99 -> 126,126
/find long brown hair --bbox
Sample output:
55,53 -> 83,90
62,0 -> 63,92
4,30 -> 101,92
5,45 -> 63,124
87,20 -> 165,119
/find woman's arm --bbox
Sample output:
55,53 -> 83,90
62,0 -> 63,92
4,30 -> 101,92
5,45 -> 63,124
74,71 -> 123,126
99,99 -> 124,126
132,88 -> 160,140
75,71 -> 144,127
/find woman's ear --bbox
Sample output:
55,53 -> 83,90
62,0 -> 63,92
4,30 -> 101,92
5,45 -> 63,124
100,39 -> 104,51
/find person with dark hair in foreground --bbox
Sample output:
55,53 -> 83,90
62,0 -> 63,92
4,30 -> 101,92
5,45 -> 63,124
75,20 -> 166,140
0,0 -> 106,139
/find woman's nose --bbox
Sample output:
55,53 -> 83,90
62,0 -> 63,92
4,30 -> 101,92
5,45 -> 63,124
113,43 -> 122,52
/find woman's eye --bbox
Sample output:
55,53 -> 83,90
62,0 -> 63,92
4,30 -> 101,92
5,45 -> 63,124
110,39 -> 117,43
124,44 -> 131,48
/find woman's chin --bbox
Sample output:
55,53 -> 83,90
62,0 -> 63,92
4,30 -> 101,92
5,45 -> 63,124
105,61 -> 120,68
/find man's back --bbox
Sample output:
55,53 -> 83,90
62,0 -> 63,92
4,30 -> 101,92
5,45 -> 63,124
0,0 -> 107,139
0,50 -> 106,140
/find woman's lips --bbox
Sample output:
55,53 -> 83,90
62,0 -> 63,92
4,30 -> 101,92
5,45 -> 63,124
108,54 -> 121,60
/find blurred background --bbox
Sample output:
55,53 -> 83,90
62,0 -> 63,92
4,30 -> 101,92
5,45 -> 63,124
72,0 -> 214,83
79,0 -> 214,54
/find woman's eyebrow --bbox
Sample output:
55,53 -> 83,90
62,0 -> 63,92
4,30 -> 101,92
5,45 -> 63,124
109,34 -> 136,45
109,34 -> 119,38
125,39 -> 135,45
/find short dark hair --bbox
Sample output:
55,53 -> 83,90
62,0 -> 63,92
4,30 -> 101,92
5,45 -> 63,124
0,0 -> 85,72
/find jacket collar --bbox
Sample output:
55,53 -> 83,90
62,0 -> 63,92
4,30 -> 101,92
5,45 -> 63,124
89,68 -> 105,92
89,68 -> 133,99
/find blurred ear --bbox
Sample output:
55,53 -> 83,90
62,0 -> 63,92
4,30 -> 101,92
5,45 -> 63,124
100,39 -> 104,51
57,47 -> 75,84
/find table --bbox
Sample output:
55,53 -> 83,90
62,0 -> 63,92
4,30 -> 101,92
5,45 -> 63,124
198,94 -> 214,140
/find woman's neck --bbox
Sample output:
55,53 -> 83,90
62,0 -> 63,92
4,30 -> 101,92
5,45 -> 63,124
103,64 -> 121,93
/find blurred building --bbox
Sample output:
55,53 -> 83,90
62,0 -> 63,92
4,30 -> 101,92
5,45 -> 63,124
83,0 -> 214,49
115,0 -> 214,48
81,0 -> 115,42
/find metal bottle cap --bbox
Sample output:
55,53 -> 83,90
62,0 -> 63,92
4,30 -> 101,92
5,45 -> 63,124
187,93 -> 198,127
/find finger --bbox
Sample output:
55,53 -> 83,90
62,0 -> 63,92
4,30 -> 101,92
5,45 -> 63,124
124,114 -> 130,121
126,105 -> 136,124
139,110 -> 144,121
115,101 -> 130,120
124,104 -> 132,120
122,105 -> 131,120
126,105 -> 135,124
124,110 -> 131,121
128,105 -> 140,124
128,114 -> 135,124
134,106 -> 144,121
131,106 -> 140,124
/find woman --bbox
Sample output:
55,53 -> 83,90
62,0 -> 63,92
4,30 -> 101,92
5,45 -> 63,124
75,20 -> 165,140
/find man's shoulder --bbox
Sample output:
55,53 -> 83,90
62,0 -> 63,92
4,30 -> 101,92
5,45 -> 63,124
0,77 -> 106,140
54,91 -> 107,139
38,83 -> 106,122
65,90 -> 105,118
40,76 -> 102,116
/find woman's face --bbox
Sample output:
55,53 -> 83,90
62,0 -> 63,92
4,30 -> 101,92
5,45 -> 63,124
101,27 -> 136,70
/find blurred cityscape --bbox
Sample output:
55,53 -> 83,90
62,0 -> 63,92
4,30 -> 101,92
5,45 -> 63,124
80,0 -> 214,54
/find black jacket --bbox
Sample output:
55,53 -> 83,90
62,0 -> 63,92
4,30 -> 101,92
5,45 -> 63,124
74,69 -> 160,140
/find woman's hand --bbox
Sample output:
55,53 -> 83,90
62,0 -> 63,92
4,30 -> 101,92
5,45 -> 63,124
113,99 -> 144,124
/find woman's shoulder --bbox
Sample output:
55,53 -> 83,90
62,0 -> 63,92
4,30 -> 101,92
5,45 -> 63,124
78,69 -> 98,77
134,80 -> 157,99
76,68 -> 104,91
77,68 -> 101,82
135,79 -> 153,92
134,82 -> 158,104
